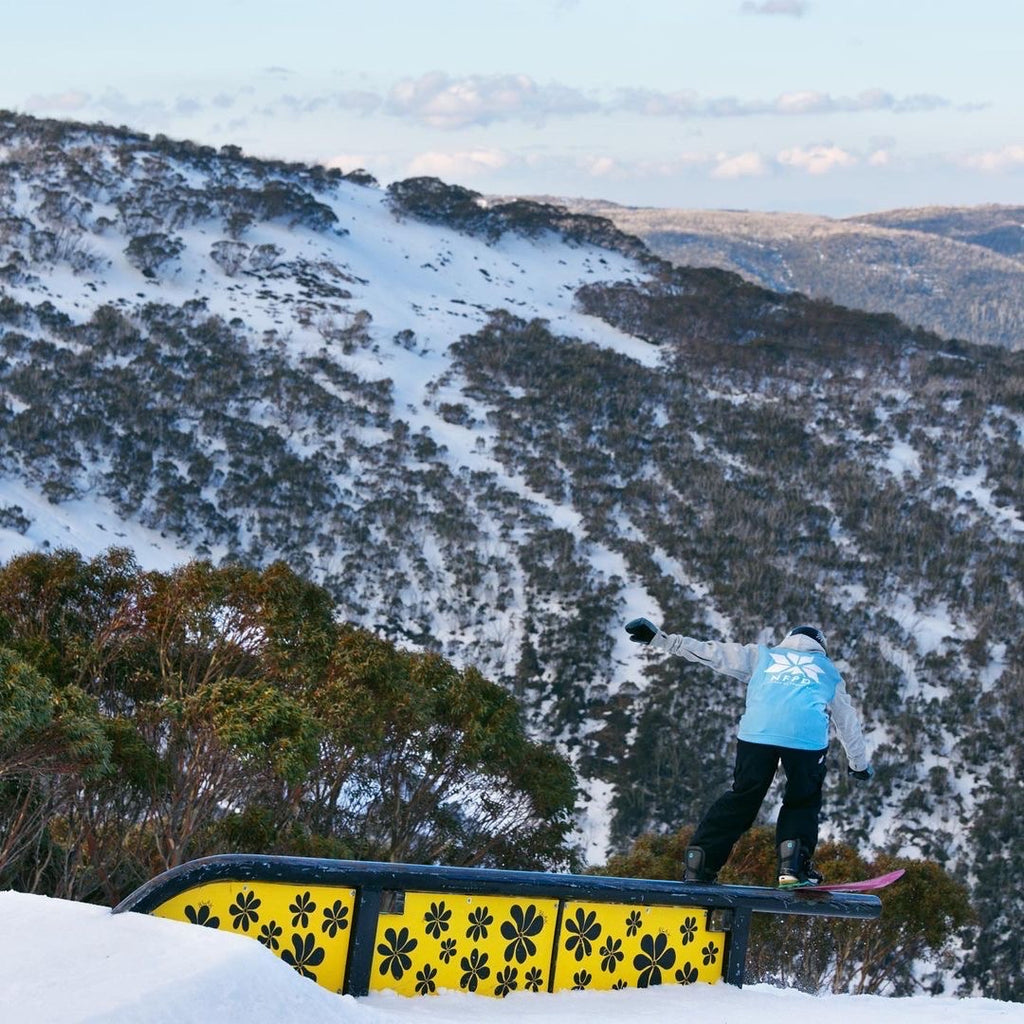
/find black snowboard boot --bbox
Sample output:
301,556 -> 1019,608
777,840 -> 823,887
803,858 -> 824,886
683,846 -> 717,883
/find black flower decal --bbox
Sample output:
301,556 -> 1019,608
524,966 -> 544,992
612,979 -> 628,990
184,903 -> 220,929
625,910 -> 643,936
281,932 -> 326,980
459,948 -> 491,992
701,940 -> 719,966
377,926 -> 418,980
439,938 -> 457,963
228,890 -> 261,932
564,908 -> 601,961
258,919 -> 282,950
680,916 -> 698,945
572,970 -> 592,990
290,891 -> 316,928
415,964 -> 437,996
501,903 -> 544,963
599,936 -> 624,973
425,900 -> 452,939
322,900 -> 349,938
633,932 -> 676,988
676,962 -> 699,985
495,966 -> 518,997
466,906 -> 494,942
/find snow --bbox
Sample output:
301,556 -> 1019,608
1,891 -> 1019,1024
951,469 -> 1024,536
0,177 -> 657,597
0,475 -> 194,570
884,438 -> 922,478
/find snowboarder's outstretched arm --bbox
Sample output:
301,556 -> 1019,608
625,618 -> 759,681
829,676 -> 871,774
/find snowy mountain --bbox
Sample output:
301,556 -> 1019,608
1,112 -> 1022,996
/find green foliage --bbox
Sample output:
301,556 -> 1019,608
0,550 -> 579,902
296,626 -> 578,869
386,177 -> 646,257
123,232 -> 183,277
387,177 -> 493,237
0,646 -> 109,779
959,654 -> 1024,1001
601,824 -> 694,881
603,826 -> 973,995
0,648 -> 52,754
0,643 -> 110,894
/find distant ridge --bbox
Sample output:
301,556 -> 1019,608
526,198 -> 1024,350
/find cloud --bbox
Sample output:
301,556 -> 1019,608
406,148 -> 516,179
55,88 -> 248,128
740,1 -> 809,14
628,141 -> 897,181
959,144 -> 1024,171
712,151 -> 769,178
615,86 -> 950,119
93,90 -> 180,126
777,144 -> 857,174
585,155 -> 626,178
615,88 -> 701,117
254,74 -> 956,131
385,72 -> 597,129
369,139 -> 895,193
582,145 -> 863,182
22,91 -> 91,113
332,90 -> 383,116
263,89 -> 381,119
775,89 -> 949,115
325,152 -> 395,177
577,152 -> 713,180
173,97 -> 204,117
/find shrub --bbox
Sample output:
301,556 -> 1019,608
124,232 -> 184,278
603,826 -> 973,995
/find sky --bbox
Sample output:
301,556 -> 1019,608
4,891 -> 1022,1024
2,2 -> 1022,218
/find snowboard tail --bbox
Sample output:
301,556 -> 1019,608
782,868 -> 906,893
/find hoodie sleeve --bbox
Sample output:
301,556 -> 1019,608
649,633 -> 760,682
829,674 -> 869,771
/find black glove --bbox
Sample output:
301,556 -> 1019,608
625,617 -> 659,644
848,765 -> 874,781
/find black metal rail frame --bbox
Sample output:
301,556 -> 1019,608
114,854 -> 882,991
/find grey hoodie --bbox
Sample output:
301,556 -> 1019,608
649,629 -> 870,772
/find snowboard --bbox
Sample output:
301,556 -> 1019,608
782,868 -> 906,893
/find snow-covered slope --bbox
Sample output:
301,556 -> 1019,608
1,112 -> 1022,997
1,892 -> 1018,1024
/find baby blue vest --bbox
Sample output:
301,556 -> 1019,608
736,644 -> 840,750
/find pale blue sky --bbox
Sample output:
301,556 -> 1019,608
3,0 -> 1021,215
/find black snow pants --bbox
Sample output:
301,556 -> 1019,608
690,739 -> 828,875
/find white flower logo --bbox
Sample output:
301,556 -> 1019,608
765,651 -> 824,684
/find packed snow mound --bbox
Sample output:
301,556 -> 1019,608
1,892 -> 1019,1024
1,891 -> 359,1024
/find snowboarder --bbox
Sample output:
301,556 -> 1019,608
624,618 -> 873,887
